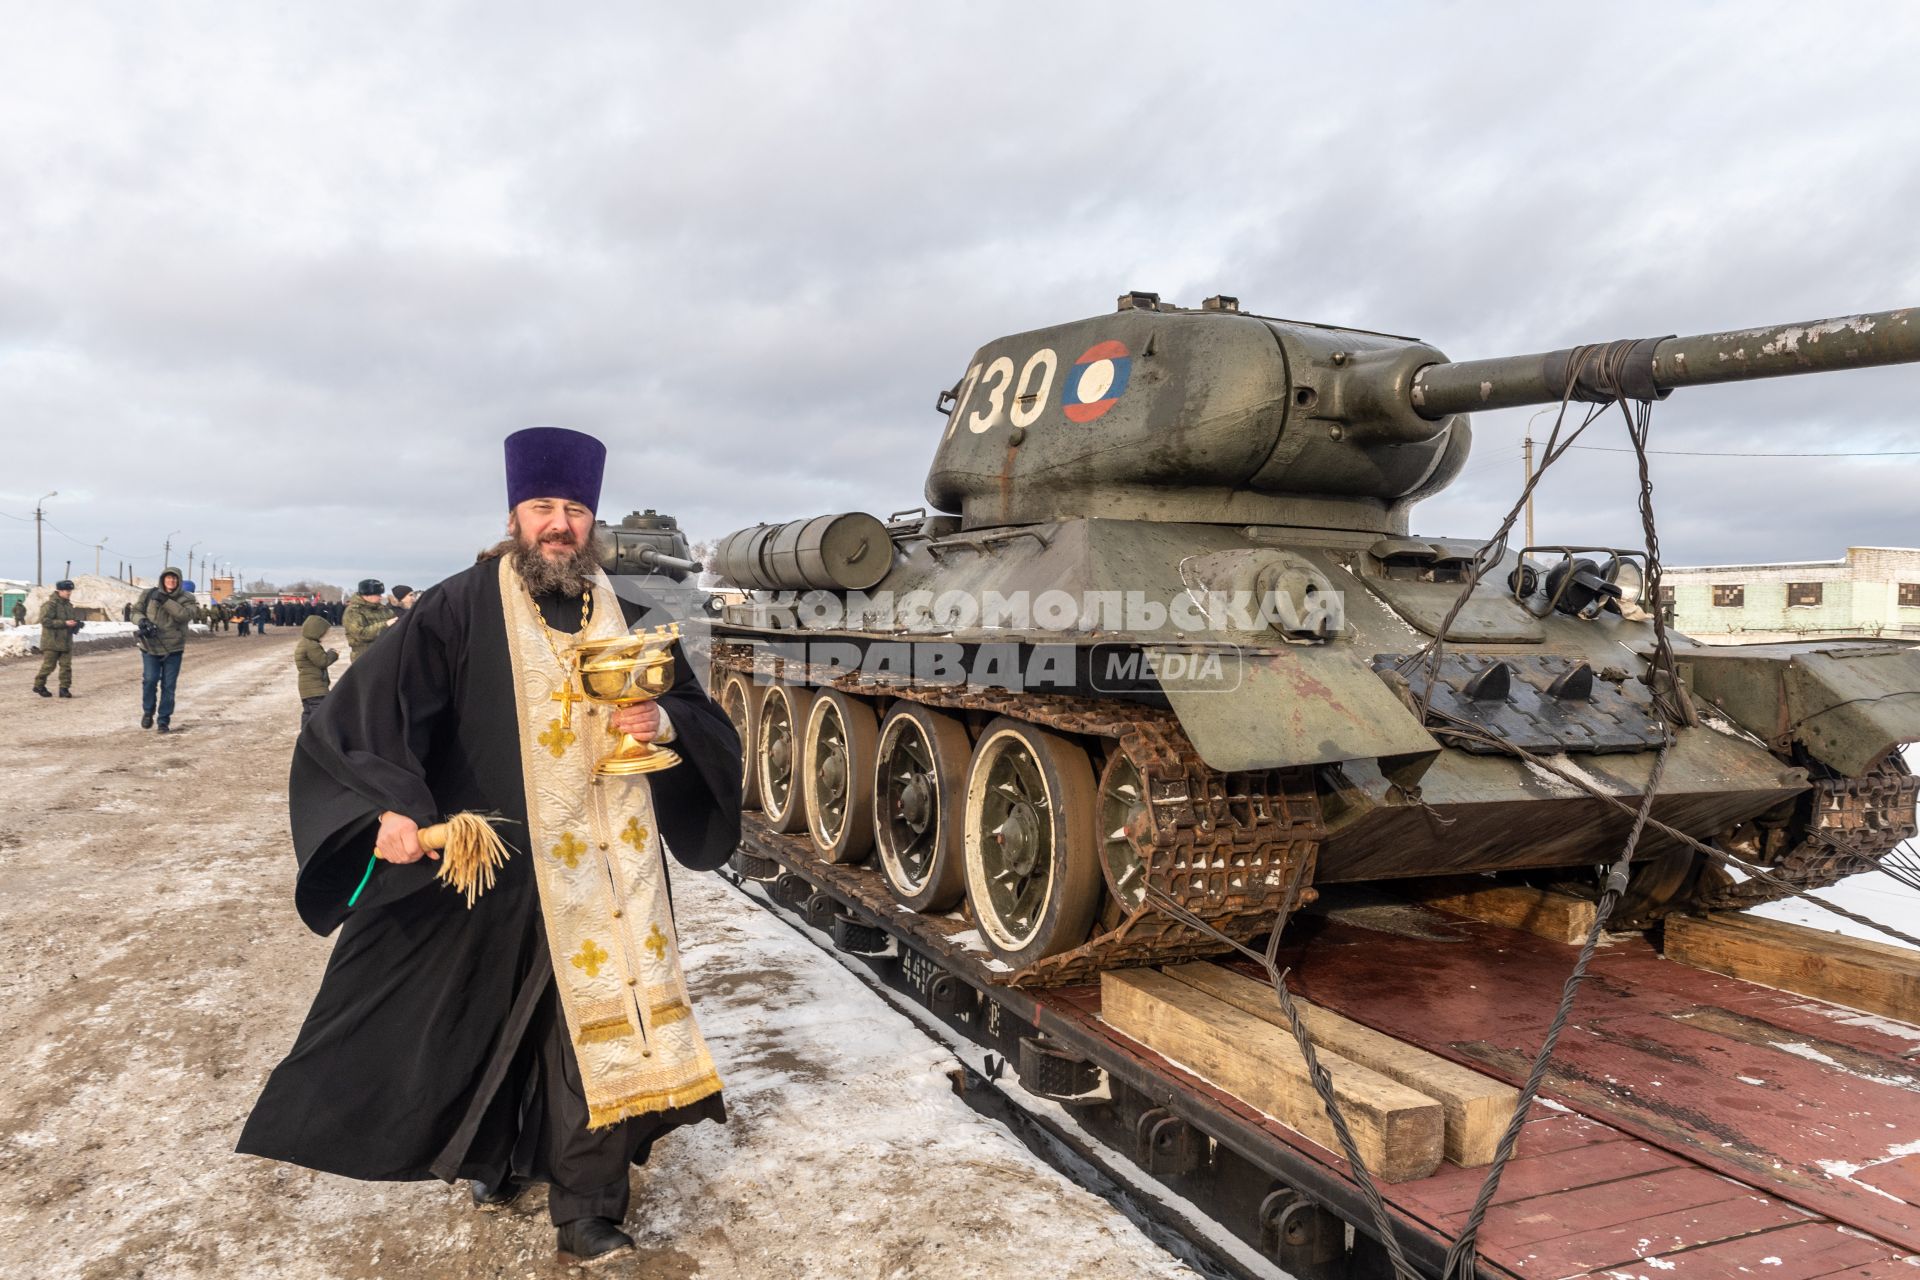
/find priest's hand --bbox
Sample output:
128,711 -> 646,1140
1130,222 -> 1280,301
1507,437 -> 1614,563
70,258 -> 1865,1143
375,810 -> 438,863
610,702 -> 664,742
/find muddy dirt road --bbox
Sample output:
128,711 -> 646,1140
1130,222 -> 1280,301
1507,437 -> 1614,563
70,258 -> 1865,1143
0,634 -> 1195,1279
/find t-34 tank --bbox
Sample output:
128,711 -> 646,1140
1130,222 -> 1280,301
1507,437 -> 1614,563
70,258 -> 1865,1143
710,294 -> 1920,986
596,508 -> 703,582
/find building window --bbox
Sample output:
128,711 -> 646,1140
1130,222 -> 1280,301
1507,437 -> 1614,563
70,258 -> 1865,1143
1657,585 -> 1676,604
1713,584 -> 1744,608
1901,583 -> 1920,609
1787,582 -> 1823,608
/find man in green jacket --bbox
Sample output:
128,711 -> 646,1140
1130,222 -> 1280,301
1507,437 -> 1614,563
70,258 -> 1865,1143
33,580 -> 82,698
294,614 -> 339,729
139,567 -> 200,733
342,578 -> 396,662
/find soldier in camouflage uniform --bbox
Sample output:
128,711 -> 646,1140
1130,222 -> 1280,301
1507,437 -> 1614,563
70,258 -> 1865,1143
343,578 -> 396,662
32,580 -> 82,698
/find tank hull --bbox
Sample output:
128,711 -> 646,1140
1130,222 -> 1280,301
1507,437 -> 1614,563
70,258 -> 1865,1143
712,513 -> 1919,983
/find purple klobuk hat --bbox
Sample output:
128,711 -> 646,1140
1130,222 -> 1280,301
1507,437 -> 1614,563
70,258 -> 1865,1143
504,427 -> 607,512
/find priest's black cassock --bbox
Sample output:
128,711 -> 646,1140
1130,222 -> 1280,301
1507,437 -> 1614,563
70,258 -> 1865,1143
238,553 -> 741,1224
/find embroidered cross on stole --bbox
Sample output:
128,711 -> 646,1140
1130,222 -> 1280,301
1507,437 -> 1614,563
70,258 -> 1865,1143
498,556 -> 722,1127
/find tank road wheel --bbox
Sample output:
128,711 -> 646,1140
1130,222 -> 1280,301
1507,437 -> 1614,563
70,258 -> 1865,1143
873,703 -> 971,912
803,691 -> 878,864
718,670 -> 761,811
963,717 -> 1102,968
1098,752 -> 1150,915
757,684 -> 816,833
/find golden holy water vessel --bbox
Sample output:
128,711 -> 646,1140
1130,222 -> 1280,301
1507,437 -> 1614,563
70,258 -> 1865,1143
573,623 -> 682,776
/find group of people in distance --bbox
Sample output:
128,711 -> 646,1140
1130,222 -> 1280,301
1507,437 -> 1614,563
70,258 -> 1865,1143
20,573 -> 419,735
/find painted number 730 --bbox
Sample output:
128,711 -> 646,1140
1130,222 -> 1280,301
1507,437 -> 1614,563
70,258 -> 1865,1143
945,348 -> 1060,439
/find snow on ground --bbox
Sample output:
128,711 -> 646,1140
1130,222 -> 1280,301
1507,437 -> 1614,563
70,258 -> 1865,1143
0,619 -> 142,657
0,619 -> 212,658
0,634 -> 1197,1280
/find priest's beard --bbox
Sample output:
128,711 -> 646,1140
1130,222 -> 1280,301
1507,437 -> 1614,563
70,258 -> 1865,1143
485,521 -> 604,597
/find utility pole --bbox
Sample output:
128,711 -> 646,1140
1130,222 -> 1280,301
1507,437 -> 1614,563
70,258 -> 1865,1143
1521,406 -> 1557,551
33,491 -> 57,585
1523,434 -> 1536,548
162,529 -> 181,582
95,536 -> 109,577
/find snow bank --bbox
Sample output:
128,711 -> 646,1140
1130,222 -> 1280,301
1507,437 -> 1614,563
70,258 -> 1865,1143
0,620 -> 212,659
19,573 -> 149,620
0,620 -> 141,658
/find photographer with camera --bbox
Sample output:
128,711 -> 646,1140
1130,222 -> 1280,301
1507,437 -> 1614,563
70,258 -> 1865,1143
31,580 -> 83,699
137,567 -> 200,733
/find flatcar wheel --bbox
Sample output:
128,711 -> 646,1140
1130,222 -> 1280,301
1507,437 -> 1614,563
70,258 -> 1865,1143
963,716 -> 1101,968
874,703 -> 971,912
757,684 -> 816,833
719,670 -> 761,811
803,690 -> 878,864
1098,752 -> 1150,914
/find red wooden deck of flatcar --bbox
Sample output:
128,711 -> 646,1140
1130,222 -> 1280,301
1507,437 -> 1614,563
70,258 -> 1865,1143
1055,983 -> 1898,1279
1260,912 -> 1920,1276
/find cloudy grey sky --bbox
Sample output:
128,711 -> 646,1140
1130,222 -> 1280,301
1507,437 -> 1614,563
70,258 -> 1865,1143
4,2 -> 1918,590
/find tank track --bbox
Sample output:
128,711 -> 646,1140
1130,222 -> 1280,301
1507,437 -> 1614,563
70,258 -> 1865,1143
712,642 -> 1323,987
1687,759 -> 1919,912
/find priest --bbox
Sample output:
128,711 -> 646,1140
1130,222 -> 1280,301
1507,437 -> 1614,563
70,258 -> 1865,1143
239,427 -> 742,1266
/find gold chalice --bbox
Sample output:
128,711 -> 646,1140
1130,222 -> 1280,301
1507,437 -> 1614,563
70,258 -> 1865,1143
573,624 -> 681,776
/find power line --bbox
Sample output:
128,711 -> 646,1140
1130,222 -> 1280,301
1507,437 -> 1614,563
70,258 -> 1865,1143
1,509 -> 165,559
1569,445 -> 1920,458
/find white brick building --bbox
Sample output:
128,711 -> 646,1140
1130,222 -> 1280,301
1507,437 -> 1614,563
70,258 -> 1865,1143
1661,546 -> 1920,645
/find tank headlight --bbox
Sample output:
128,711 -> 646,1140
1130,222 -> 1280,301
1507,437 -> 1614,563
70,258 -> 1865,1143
1607,557 -> 1645,605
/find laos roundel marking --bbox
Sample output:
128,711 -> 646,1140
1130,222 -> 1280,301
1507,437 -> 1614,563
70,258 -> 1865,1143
1062,340 -> 1131,423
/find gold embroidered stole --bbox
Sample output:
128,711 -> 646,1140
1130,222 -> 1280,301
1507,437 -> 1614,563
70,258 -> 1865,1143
498,556 -> 722,1128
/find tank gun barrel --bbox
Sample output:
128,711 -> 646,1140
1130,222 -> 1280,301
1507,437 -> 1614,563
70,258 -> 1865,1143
1410,306 -> 1920,420
635,547 -> 703,575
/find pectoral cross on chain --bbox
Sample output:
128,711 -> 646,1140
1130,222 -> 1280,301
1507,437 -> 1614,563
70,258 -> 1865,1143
550,679 -> 585,720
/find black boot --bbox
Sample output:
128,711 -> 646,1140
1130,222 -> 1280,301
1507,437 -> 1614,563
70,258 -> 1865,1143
58,688 -> 72,699
555,1218 -> 634,1265
141,712 -> 154,728
469,1177 -> 526,1212
33,685 -> 51,698
157,723 -> 171,734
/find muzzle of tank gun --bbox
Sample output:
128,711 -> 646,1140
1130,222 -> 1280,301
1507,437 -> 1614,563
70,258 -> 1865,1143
1405,306 -> 1920,420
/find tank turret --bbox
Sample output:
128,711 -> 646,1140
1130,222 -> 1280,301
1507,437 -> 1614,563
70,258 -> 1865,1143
926,294 -> 1918,533
595,509 -> 703,581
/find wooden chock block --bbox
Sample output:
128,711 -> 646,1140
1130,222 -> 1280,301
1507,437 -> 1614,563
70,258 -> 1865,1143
1164,962 -> 1519,1167
1406,879 -> 1598,945
1664,911 -> 1920,1026
1100,968 -> 1444,1183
